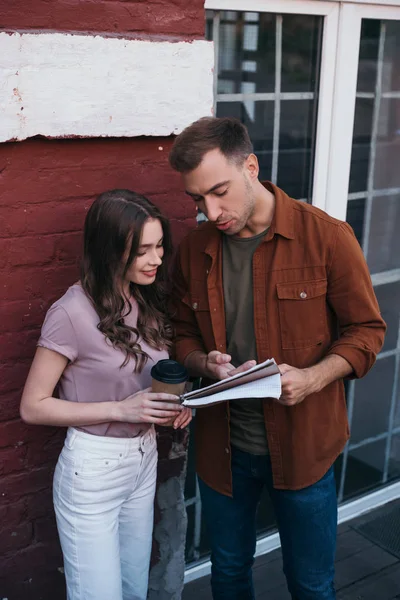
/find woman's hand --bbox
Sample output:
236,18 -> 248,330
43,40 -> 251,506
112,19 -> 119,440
172,407 -> 192,429
117,387 -> 183,425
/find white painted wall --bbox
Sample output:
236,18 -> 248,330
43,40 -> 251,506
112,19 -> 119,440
0,33 -> 214,142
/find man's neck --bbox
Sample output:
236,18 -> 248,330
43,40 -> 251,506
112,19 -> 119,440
237,181 -> 275,238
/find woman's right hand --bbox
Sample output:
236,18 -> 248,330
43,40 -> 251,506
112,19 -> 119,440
117,387 -> 183,425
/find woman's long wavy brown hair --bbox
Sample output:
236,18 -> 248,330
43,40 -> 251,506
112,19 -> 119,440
81,189 -> 173,372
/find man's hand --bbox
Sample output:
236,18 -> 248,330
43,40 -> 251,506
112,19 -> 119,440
278,355 -> 353,406
278,364 -> 313,406
205,351 -> 256,381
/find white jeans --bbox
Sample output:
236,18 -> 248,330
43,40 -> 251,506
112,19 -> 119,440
53,426 -> 157,600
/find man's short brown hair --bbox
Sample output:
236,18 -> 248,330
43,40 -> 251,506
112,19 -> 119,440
169,117 -> 253,173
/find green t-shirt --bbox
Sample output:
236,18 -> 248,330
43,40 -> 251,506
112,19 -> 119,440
222,228 -> 269,455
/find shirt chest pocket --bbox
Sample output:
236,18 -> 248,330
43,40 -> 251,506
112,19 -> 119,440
276,279 -> 329,350
182,288 -> 212,332
182,280 -> 211,313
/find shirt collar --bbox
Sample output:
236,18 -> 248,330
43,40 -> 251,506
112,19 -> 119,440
262,181 -> 295,240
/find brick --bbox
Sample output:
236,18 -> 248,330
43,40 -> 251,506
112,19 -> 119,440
0,236 -> 56,268
0,419 -> 41,449
0,569 -> 66,600
0,522 -> 33,554
0,299 -> 48,334
0,264 -> 79,302
0,498 -> 26,530
0,234 -> 80,270
0,541 -> 63,579
0,467 -> 53,502
0,0 -> 205,38
149,192 -> 197,221
169,217 -> 197,246
0,201 -> 87,238
25,429 -> 64,469
34,515 -> 58,544
0,445 -> 27,476
0,390 -> 22,422
0,138 -> 178,207
54,231 -> 82,264
0,329 -> 39,362
0,362 -> 31,395
25,489 -> 53,521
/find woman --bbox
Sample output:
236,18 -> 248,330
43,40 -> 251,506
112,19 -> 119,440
20,189 -> 192,600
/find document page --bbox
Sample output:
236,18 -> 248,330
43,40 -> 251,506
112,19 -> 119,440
180,358 -> 282,408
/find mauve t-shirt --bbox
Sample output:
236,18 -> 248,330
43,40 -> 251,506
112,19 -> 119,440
38,284 -> 168,438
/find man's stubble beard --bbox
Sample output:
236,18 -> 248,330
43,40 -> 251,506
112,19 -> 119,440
234,177 -> 256,234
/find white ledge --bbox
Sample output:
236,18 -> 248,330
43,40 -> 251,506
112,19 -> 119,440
0,32 -> 214,142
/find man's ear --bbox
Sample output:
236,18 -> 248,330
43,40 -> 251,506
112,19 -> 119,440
244,153 -> 259,181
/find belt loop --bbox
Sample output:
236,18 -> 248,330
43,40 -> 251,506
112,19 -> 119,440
65,427 -> 76,449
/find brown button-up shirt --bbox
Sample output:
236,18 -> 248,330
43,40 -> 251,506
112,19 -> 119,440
171,183 -> 386,493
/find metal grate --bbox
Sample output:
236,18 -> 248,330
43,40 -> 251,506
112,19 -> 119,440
352,501 -> 400,559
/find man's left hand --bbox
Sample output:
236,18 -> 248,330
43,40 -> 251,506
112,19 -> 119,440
278,363 -> 314,406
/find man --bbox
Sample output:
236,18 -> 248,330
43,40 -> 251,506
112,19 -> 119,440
169,117 -> 386,600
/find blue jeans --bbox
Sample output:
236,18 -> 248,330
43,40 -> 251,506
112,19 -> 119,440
199,447 -> 337,600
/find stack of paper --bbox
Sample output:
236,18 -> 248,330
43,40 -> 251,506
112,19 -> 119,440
180,358 -> 281,408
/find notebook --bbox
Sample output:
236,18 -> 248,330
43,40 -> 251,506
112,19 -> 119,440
180,358 -> 281,408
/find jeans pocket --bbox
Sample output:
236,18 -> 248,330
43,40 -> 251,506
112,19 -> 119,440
77,456 -> 121,479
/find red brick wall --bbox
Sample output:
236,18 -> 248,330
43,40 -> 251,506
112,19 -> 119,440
0,0 -> 205,39
0,137 -> 196,598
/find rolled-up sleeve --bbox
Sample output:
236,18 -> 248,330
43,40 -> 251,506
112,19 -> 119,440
170,245 -> 206,365
326,222 -> 386,378
38,304 -> 78,362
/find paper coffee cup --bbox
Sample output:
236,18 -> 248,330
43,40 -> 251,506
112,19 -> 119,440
151,359 -> 188,400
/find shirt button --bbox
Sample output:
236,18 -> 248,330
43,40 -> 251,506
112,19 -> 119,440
300,291 -> 307,299
192,302 -> 198,309
225,447 -> 230,454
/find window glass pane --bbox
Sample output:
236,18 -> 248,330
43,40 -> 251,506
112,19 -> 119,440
217,100 -> 274,180
351,356 -> 395,445
382,21 -> 400,94
356,20 -> 380,93
214,11 -> 276,94
394,379 -> 400,430
343,439 -> 386,500
348,99 -> 374,194
367,193 -> 400,273
374,282 -> 400,353
374,99 -> 400,190
281,14 -> 322,93
389,434 -> 400,482
278,100 -> 316,198
346,198 -> 365,247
